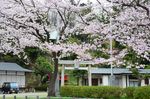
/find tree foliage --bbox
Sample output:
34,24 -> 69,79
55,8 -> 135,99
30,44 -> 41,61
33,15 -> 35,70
35,56 -> 53,74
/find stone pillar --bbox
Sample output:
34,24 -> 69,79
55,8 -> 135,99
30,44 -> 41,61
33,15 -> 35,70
61,65 -> 65,86
88,65 -> 92,86
102,75 -> 109,86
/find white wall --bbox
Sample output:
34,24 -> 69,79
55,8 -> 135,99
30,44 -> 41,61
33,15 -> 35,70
141,79 -> 145,86
0,71 -> 6,74
122,75 -> 127,88
0,71 -> 25,88
114,75 -> 122,87
102,75 -> 109,86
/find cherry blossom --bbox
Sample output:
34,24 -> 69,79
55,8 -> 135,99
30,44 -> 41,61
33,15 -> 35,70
0,0 -> 150,96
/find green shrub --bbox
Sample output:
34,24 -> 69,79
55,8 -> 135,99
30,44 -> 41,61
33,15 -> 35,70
133,86 -> 150,99
35,84 -> 48,91
124,87 -> 136,98
60,86 -> 123,99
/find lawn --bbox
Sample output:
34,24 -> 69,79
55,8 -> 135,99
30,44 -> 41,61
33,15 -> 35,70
0,92 -> 130,99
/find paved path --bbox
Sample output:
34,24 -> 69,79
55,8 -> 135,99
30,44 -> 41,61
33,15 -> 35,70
0,92 -> 47,98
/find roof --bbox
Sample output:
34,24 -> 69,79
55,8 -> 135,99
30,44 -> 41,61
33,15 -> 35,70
91,68 -> 150,74
0,62 -> 32,72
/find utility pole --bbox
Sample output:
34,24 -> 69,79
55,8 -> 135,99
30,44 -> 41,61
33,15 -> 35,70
109,0 -> 115,86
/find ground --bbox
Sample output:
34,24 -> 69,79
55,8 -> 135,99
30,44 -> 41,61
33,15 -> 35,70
0,92 -> 47,99
0,92 -> 89,99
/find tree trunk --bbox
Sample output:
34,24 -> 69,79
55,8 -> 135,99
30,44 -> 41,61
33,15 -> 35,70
48,52 -> 58,97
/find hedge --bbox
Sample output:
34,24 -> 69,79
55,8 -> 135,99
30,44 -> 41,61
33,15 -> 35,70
133,86 -> 150,99
61,86 -> 150,99
123,87 -> 136,98
60,86 -> 123,99
34,84 -> 48,91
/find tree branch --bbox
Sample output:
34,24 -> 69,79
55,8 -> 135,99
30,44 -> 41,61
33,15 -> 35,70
136,3 -> 149,17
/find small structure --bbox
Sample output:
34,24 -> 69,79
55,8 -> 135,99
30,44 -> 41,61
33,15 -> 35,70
59,60 -> 150,87
59,60 -> 94,86
0,62 -> 31,88
83,68 -> 150,87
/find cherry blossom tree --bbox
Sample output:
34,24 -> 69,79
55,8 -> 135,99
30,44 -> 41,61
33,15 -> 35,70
1,0 -> 150,96
79,0 -> 150,64
112,0 -> 150,61
0,0 -> 96,96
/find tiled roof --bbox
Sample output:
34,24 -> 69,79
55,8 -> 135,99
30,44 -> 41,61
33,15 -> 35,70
0,62 -> 32,72
91,68 -> 150,74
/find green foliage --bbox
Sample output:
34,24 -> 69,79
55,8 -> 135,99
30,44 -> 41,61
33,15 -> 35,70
114,41 -> 126,50
133,86 -> 150,99
60,86 -> 123,98
61,54 -> 77,60
130,68 -> 139,77
35,56 -> 53,74
24,47 -> 42,63
112,6 -> 121,15
90,50 -> 110,59
72,70 -> 87,78
123,49 -> 140,64
67,36 -> 81,44
1,54 -> 17,61
101,40 -> 116,49
33,56 -> 53,85
123,87 -> 136,98
0,53 -> 27,68
101,41 -> 110,49
61,86 -> 150,99
71,70 -> 87,85
96,14 -> 109,24
34,84 -> 48,91
80,6 -> 92,16
67,34 -> 90,44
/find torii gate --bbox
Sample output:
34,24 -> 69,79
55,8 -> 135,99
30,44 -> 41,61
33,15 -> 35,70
59,60 -> 96,86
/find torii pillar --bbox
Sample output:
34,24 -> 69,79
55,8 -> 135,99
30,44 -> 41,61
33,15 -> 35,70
61,65 -> 65,86
88,65 -> 92,86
